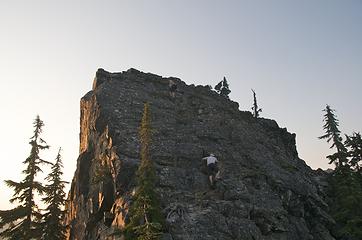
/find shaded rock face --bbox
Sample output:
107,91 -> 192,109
64,68 -> 335,240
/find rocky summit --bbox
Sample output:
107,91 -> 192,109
64,68 -> 335,240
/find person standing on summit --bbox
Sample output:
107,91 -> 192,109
169,79 -> 177,97
202,153 -> 219,188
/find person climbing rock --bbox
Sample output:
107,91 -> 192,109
202,153 -> 219,188
169,79 -> 177,97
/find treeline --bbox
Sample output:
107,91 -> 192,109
319,105 -> 362,240
0,116 -> 67,240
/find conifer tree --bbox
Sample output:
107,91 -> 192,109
214,77 -> 231,98
318,106 -> 362,238
220,77 -> 231,98
328,167 -> 362,239
125,103 -> 164,240
345,132 -> 362,172
251,89 -> 262,118
42,148 -> 68,240
319,105 -> 348,167
0,115 -> 50,239
214,81 -> 222,94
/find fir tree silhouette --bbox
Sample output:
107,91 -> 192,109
345,132 -> 362,172
319,105 -> 348,167
319,106 -> 362,239
42,148 -> 68,240
214,77 -> 231,98
0,116 -> 50,239
251,89 -> 262,118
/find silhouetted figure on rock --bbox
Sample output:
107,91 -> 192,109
169,79 -> 177,97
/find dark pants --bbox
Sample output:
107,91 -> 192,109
207,163 -> 218,177
169,85 -> 177,92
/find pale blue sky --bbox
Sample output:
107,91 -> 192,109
0,0 -> 361,209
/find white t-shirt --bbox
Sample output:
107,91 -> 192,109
203,156 -> 218,165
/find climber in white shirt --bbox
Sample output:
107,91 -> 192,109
202,153 -> 220,188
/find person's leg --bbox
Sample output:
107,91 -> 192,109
211,173 -> 216,188
215,171 -> 221,180
207,164 -> 217,188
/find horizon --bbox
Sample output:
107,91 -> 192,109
1,0 -> 361,210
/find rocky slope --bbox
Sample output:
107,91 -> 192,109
64,68 -> 335,240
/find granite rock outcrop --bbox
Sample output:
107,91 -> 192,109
64,68 -> 335,240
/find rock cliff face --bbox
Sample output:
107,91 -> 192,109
64,68 -> 335,240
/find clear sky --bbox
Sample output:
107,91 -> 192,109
0,0 -> 361,210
